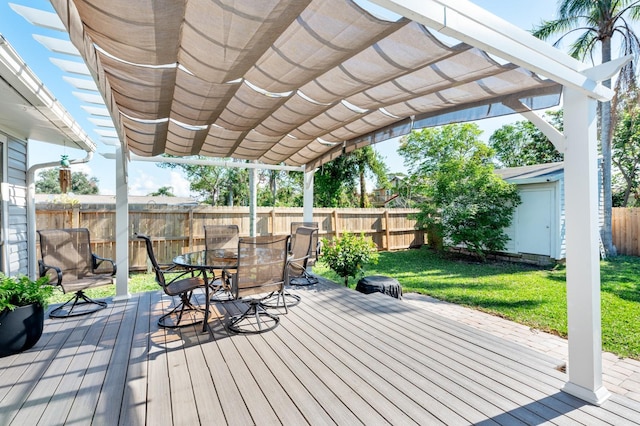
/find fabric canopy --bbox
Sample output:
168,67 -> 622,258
50,0 -> 561,169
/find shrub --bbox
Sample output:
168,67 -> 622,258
0,274 -> 52,311
321,232 -> 379,286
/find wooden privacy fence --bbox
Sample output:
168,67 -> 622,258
36,204 -> 424,271
612,207 -> 640,256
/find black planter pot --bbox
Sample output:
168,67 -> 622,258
0,303 -> 45,357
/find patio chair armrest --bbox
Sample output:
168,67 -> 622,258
92,253 -> 117,276
39,260 -> 62,286
287,253 -> 310,268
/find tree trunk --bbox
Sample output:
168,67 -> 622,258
601,38 -> 616,256
270,170 -> 277,203
359,164 -> 367,208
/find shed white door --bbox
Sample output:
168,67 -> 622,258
517,189 -> 553,256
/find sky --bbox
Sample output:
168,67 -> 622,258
0,0 -> 560,197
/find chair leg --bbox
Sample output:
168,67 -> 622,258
261,290 -> 297,312
49,290 -> 108,318
227,300 -> 280,334
158,290 -> 207,328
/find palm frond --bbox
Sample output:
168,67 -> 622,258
532,17 -> 581,40
570,31 -> 599,59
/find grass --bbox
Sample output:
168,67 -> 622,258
46,248 -> 640,359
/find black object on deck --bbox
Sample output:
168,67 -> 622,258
356,275 -> 402,299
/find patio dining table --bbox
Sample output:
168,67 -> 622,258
173,249 -> 239,331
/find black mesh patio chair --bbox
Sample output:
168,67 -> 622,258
204,224 -> 239,251
289,222 -> 320,285
38,228 -> 116,318
136,233 -> 207,328
263,225 -> 317,309
204,224 -> 239,300
222,235 -> 289,334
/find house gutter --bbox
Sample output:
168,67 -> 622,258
27,151 -> 93,279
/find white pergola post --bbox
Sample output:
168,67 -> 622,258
303,168 -> 314,222
249,165 -> 257,237
113,146 -> 130,301
562,87 -> 610,405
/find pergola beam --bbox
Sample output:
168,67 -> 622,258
371,0 -> 613,101
103,153 -> 305,173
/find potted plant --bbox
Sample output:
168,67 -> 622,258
0,274 -> 52,357
321,232 -> 379,286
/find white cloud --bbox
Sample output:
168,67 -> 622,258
129,170 -> 158,196
71,163 -> 92,175
128,169 -> 193,198
168,171 -> 192,197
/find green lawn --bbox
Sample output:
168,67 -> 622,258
46,248 -> 640,359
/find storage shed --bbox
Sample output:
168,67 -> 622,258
496,161 -> 602,263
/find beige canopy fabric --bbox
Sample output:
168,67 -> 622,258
50,0 -> 561,169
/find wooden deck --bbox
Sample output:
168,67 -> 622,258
2,279 -> 640,425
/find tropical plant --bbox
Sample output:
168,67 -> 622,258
314,146 -> 389,208
399,124 -> 521,259
149,186 -> 175,197
257,169 -> 303,207
321,232 -> 379,286
351,146 -> 389,208
0,274 -> 52,311
532,0 -> 640,255
158,157 -> 249,206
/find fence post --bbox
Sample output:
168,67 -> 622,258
188,209 -> 194,250
384,209 -> 391,251
72,206 -> 80,228
333,210 -> 339,238
270,209 -> 276,235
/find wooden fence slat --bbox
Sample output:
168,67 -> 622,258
612,207 -> 640,256
35,205 -> 425,270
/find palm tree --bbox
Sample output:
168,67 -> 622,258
532,0 -> 640,256
149,186 -> 175,197
351,146 -> 389,208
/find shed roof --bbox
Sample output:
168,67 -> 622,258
495,162 -> 564,184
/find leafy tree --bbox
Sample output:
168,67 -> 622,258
149,186 -> 175,197
489,110 -> 564,168
314,146 -> 389,208
35,168 -> 99,195
158,157 -> 249,206
314,155 -> 359,207
257,170 -> 303,207
532,0 -> 640,255
398,124 -> 521,259
612,96 -> 640,206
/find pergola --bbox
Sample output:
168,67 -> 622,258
43,0 -> 626,405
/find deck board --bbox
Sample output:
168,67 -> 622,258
2,279 -> 640,425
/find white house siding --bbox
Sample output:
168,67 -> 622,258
558,176 -> 566,260
2,133 -> 28,275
